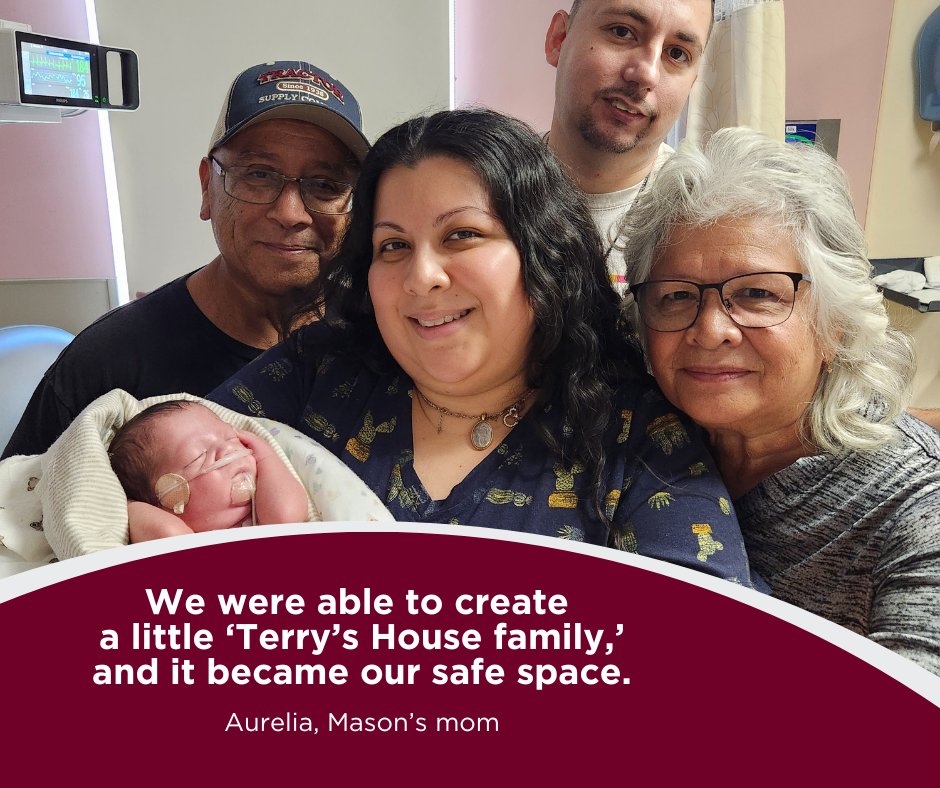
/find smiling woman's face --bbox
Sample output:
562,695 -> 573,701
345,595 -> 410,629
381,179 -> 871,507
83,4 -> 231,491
645,217 -> 825,439
367,156 -> 534,399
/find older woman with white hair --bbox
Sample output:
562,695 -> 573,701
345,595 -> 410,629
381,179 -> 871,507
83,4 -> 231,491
621,127 -> 940,674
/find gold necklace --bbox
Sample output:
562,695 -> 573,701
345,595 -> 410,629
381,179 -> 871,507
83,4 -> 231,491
417,388 -> 534,450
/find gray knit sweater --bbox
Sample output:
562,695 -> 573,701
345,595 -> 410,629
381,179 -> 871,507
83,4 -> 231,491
736,413 -> 940,676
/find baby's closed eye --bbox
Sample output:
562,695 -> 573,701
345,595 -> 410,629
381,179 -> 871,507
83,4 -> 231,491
183,451 -> 208,473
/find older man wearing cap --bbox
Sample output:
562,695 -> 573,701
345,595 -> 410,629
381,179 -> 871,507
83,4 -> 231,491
2,60 -> 368,459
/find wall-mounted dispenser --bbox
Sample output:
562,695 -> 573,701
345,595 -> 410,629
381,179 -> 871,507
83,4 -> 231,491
920,5 -> 940,153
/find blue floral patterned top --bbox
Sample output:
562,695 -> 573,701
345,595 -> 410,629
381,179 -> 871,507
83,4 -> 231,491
210,323 -> 765,590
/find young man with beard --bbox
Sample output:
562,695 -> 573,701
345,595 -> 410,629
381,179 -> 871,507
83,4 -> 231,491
545,0 -> 713,290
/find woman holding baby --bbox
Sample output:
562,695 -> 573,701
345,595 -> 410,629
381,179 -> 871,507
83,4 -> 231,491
211,108 -> 764,590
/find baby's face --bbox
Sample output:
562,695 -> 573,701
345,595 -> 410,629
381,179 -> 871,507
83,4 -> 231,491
150,404 -> 257,532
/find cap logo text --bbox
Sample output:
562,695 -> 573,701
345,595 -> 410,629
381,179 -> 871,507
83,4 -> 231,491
276,81 -> 329,101
257,68 -> 345,103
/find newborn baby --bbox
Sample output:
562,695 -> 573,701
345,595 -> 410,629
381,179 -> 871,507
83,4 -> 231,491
109,401 -> 309,542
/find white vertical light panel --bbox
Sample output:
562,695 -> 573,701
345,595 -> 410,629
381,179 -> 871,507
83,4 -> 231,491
85,0 -> 129,305
449,0 -> 456,109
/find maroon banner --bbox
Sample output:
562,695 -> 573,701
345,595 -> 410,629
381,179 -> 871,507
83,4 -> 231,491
0,530 -> 937,784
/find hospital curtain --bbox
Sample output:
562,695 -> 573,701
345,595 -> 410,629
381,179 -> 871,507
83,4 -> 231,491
686,0 -> 786,143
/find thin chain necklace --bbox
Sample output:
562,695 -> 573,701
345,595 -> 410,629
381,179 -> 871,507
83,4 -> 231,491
603,172 -> 650,263
416,388 -> 534,450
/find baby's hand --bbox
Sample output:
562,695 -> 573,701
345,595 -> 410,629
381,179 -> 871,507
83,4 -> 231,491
235,428 -> 276,462
234,427 -> 309,525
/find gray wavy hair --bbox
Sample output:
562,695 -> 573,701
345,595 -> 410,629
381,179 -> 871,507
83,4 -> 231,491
621,126 -> 914,454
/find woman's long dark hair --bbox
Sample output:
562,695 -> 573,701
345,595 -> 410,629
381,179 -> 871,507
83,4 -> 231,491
288,108 -> 641,522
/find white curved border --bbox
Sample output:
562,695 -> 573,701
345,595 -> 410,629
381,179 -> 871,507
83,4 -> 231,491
1,522 -> 938,708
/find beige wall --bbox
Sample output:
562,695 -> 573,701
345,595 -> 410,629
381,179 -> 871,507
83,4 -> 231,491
866,0 -> 940,257
95,0 -> 450,296
866,1 -> 940,409
887,301 -> 940,408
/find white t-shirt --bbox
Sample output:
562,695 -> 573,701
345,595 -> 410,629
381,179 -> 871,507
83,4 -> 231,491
584,141 -> 675,292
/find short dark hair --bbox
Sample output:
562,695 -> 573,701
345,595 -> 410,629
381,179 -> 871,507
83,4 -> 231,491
109,400 -> 190,505
288,108 -> 641,521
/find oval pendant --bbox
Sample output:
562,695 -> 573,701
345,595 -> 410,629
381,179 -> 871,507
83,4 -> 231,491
471,420 -> 493,450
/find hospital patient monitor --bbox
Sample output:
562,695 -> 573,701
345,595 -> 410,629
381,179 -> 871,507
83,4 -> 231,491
0,18 -> 138,124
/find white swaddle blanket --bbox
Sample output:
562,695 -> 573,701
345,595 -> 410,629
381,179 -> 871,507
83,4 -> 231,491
0,390 -> 393,571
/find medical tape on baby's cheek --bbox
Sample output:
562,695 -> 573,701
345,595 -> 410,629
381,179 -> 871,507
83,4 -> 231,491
155,448 -> 255,514
231,472 -> 256,504
155,473 -> 190,514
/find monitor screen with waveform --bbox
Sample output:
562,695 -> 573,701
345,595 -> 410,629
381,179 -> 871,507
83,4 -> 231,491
20,40 -> 92,100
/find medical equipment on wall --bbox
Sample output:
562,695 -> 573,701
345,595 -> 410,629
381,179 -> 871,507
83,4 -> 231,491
920,5 -> 940,154
784,119 -> 841,158
0,19 -> 138,124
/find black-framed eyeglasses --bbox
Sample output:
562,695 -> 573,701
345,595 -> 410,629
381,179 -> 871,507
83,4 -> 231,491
209,155 -> 353,215
629,271 -> 812,332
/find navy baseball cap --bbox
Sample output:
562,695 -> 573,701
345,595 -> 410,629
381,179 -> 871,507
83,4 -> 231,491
209,61 -> 369,162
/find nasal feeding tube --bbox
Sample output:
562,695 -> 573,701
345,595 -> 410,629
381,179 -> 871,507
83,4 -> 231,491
155,448 -> 256,523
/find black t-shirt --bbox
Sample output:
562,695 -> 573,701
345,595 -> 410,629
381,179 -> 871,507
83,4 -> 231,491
2,271 -> 261,459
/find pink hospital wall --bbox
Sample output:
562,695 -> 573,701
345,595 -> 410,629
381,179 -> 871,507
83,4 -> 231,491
455,0 -> 896,226
455,0 -> 560,132
0,0 -> 113,279
784,0 -> 895,227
